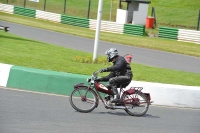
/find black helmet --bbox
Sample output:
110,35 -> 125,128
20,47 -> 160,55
105,48 -> 118,62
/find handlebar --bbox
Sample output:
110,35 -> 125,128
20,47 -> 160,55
92,70 -> 100,79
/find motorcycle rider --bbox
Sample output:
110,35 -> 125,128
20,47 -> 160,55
95,48 -> 133,103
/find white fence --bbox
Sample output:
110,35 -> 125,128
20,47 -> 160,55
35,10 -> 61,23
178,29 -> 200,44
0,3 -> 14,14
89,19 -> 124,34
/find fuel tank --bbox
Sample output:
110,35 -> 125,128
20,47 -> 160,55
95,82 -> 113,95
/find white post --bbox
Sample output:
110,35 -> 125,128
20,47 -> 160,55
110,0 -> 112,21
93,0 -> 103,61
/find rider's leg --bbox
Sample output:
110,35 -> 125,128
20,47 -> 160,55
109,78 -> 120,103
109,76 -> 132,103
111,86 -> 120,103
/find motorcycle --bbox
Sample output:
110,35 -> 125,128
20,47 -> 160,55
69,70 -> 153,116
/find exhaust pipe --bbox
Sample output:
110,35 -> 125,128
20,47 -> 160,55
105,104 -> 126,109
104,101 -> 126,109
112,106 -> 126,109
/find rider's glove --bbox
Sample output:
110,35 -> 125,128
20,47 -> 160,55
99,68 -> 108,73
94,78 -> 102,82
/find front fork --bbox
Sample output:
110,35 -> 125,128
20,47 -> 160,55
94,87 -> 108,107
74,84 -> 100,108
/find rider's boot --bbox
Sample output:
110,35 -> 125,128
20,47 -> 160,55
111,87 -> 120,103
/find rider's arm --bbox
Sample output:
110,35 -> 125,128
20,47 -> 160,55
99,72 -> 115,82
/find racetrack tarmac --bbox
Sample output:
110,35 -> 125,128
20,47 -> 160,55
1,87 -> 200,133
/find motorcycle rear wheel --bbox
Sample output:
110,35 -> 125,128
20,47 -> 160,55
69,87 -> 98,113
121,91 -> 149,116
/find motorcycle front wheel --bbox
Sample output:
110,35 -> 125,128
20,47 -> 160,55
69,86 -> 98,113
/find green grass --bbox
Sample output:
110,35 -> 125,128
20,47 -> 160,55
149,0 -> 200,29
1,31 -> 200,86
1,0 -> 200,29
1,12 -> 200,58
0,0 -> 117,20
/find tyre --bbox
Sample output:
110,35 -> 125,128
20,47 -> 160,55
69,86 -> 98,113
121,91 -> 149,116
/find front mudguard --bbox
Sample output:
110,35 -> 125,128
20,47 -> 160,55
73,83 -> 85,89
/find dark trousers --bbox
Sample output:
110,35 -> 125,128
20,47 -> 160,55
109,75 -> 132,88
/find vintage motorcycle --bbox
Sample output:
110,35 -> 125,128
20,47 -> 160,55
69,70 -> 153,116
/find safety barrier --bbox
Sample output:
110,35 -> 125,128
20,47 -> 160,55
1,63 -> 200,108
123,24 -> 145,36
0,3 -> 13,14
0,63 -> 13,87
89,19 -> 124,34
178,29 -> 200,44
61,14 -> 89,28
14,6 -> 24,16
158,27 -> 178,40
14,6 -> 36,18
36,10 -> 61,23
6,65 -> 88,95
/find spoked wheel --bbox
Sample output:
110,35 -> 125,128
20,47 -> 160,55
69,87 -> 98,113
121,92 -> 149,116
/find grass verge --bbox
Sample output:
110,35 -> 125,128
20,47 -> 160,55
1,31 -> 200,86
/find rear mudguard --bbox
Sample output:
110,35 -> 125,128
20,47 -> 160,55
73,83 -> 99,108
144,93 -> 151,102
123,89 -> 151,102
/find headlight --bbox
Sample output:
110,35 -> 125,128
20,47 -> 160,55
86,78 -> 91,82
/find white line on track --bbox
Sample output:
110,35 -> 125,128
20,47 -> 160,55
1,86 -> 69,98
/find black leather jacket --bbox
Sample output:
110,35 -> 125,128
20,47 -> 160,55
100,55 -> 132,81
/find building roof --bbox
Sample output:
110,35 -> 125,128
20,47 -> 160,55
120,0 -> 151,4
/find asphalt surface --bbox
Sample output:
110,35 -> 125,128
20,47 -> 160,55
1,21 -> 200,74
1,87 -> 200,133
